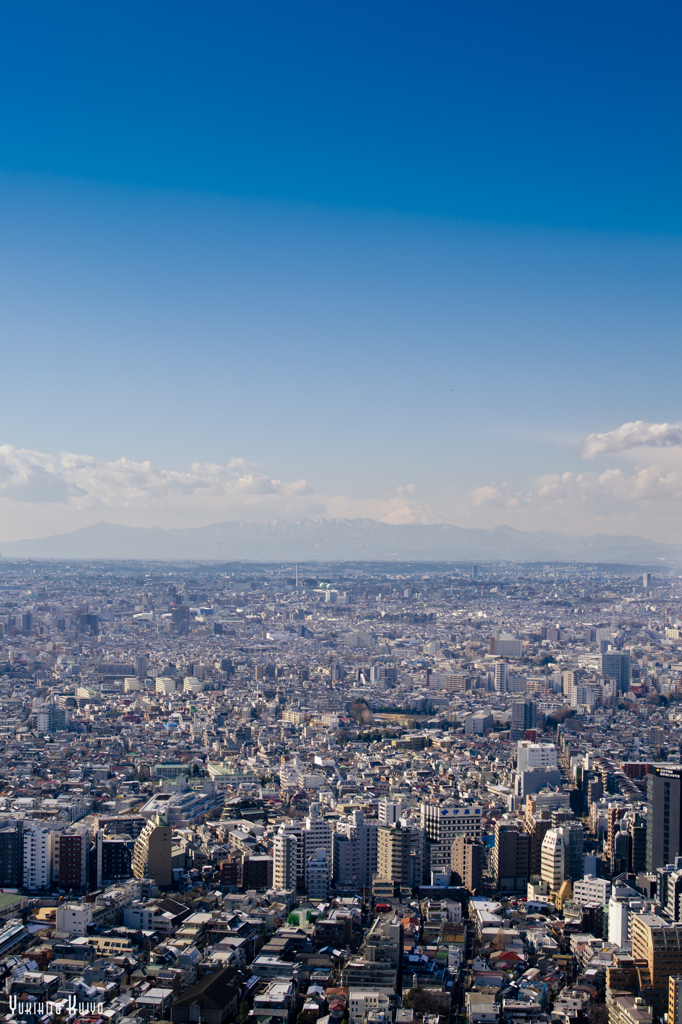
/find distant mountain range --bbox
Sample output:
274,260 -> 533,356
0,518 -> 680,563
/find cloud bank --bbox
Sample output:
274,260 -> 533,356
0,444 -> 417,540
1,421 -> 682,544
468,420 -> 682,540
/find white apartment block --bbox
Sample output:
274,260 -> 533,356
573,875 -> 611,905
23,827 -> 54,891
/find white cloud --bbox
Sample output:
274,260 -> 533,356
0,445 -> 329,539
0,444 -> 423,541
466,420 -> 682,540
0,445 -> 315,510
580,420 -> 682,458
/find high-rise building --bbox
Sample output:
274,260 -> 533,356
494,662 -> 508,693
304,804 -> 332,864
647,766 -> 682,872
132,814 -> 172,887
608,898 -> 630,949
602,651 -> 631,693
632,914 -> 682,1018
612,826 -> 631,876
376,823 -> 412,893
273,830 -> 298,891
517,741 -> 557,773
333,810 -> 377,889
375,823 -> 423,895
420,802 -> 483,873
540,829 -> 565,890
510,699 -> 537,742
493,820 -> 529,893
23,827 -> 54,891
525,814 -> 552,877
56,828 -> 89,891
171,605 -> 190,634
628,813 -> 647,873
561,670 -> 578,696
562,823 -> 584,881
450,836 -> 483,893
91,831 -> 133,888
0,823 -> 22,888
306,848 -> 330,899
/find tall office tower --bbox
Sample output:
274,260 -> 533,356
493,820 -> 529,893
378,799 -> 403,825
0,823 -> 22,888
451,836 -> 483,893
643,572 -> 652,588
632,914 -> 682,1018
306,848 -> 330,899
375,823 -> 422,894
647,766 -> 682,872
273,830 -> 299,891
601,651 -> 631,692
494,662 -> 508,693
540,829 -> 565,890
56,827 -> 89,891
333,810 -> 378,889
135,654 -> 148,677
420,802 -> 483,873
132,814 -> 172,887
510,698 -> 537,741
23,827 -> 54,891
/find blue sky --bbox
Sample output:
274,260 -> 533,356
0,1 -> 681,541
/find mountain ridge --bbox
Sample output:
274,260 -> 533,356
0,518 -> 680,563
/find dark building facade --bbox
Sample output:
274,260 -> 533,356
510,699 -> 537,742
0,824 -> 22,888
59,831 -> 88,891
494,821 -> 529,893
601,651 -> 631,693
647,765 -> 682,872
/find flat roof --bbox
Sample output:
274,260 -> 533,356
0,893 -> 24,909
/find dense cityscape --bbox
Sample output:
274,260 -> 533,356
0,557 -> 677,1024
